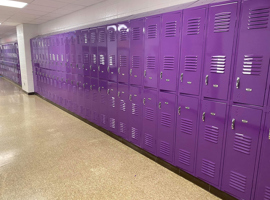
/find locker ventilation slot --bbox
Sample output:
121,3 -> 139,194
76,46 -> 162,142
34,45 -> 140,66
160,141 -> 170,156
110,118 -> 116,129
163,56 -> 175,70
180,118 -> 193,135
99,55 -> 105,65
120,55 -> 127,67
145,134 -> 154,148
264,186 -> 270,200
234,133 -> 252,155
93,54 -> 97,64
187,18 -> 200,35
109,55 -> 116,66
120,28 -> 128,41
214,12 -> 231,33
108,29 -> 116,42
111,97 -> 115,108
145,107 -> 154,121
132,56 -> 140,68
132,27 -> 141,40
148,24 -> 157,39
120,122 -> 126,134
211,55 -> 226,74
131,127 -> 139,140
185,55 -> 197,72
101,114 -> 106,125
248,7 -> 269,30
201,159 -> 215,178
90,32 -> 96,43
132,103 -> 138,116
120,100 -> 126,111
147,56 -> 156,69
229,171 -> 247,192
179,149 -> 191,166
98,31 -> 105,43
83,54 -> 89,63
161,112 -> 171,127
204,125 -> 219,144
242,55 -> 262,75
165,21 -> 177,37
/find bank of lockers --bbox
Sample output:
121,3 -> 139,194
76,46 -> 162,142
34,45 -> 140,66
29,0 -> 270,199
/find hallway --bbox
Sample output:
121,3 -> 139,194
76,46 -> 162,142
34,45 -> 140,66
0,77 -> 219,200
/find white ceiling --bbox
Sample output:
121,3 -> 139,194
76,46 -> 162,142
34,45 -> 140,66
0,0 -> 105,38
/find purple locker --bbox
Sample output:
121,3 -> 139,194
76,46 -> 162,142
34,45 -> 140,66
81,30 -> 90,76
91,78 -> 99,125
175,95 -> 199,174
159,12 -> 182,91
89,28 -> 98,78
60,71 -> 66,108
232,0 -> 270,106
65,33 -> 71,74
107,25 -> 118,82
49,71 -> 54,101
98,27 -> 108,80
128,86 -> 142,146
144,15 -> 161,89
66,73 -> 73,110
117,83 -> 129,139
196,100 -> 226,187
117,22 -> 130,84
72,74 -> 79,115
99,79 -> 108,129
75,30 -> 84,75
53,72 -> 58,104
202,1 -> 239,100
107,81 -> 118,134
142,89 -> 158,155
55,35 -> 61,71
179,6 -> 207,95
157,91 -> 177,164
70,32 -> 77,75
59,34 -> 65,72
84,76 -> 91,121
77,74 -> 85,118
52,36 -> 57,71
222,105 -> 262,199
130,18 -> 144,86
254,112 -> 270,200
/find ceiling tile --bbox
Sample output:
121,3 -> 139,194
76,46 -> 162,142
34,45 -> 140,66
2,22 -> 20,26
32,0 -> 68,8
73,0 -> 105,6
61,4 -> 85,11
54,0 -> 77,3
24,4 -> 58,12
19,9 -> 49,16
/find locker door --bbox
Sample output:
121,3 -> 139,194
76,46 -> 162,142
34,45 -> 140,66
160,12 -> 181,91
179,7 -> 207,95
77,75 -> 85,118
107,81 -> 118,134
60,72 -> 66,108
76,30 -> 83,75
232,0 -> 270,106
144,15 -> 161,89
254,112 -> 270,200
117,22 -> 130,84
89,29 -> 98,78
175,95 -> 199,174
99,80 -> 108,129
117,83 -> 129,139
222,105 -> 262,199
196,100 -> 227,187
66,73 -> 72,110
91,78 -> 99,125
65,34 -> 71,74
142,89 -> 158,155
71,74 -> 79,114
70,32 -> 77,75
107,25 -> 118,82
157,92 -> 177,164
60,34 -> 65,73
81,30 -> 90,76
128,86 -> 142,146
98,27 -> 108,80
130,18 -> 144,86
202,2 -> 238,100
84,76 -> 91,121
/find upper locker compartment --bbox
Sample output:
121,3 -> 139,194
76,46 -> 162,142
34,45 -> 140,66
160,11 -> 182,92
130,18 -> 145,86
232,0 -> 270,106
98,27 -> 108,80
144,15 -> 161,89
89,28 -> 98,78
117,21 -> 130,84
179,6 -> 207,96
202,1 -> 239,100
81,29 -> 90,76
107,25 -> 118,82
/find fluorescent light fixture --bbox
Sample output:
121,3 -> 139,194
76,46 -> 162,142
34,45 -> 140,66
0,0 -> 28,8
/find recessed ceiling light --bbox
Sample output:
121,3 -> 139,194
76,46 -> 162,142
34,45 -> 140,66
0,0 -> 28,8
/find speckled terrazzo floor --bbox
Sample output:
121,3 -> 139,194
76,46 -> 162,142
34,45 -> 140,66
0,77 -> 220,200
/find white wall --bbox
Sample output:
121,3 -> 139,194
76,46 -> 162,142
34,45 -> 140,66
0,34 -> 17,44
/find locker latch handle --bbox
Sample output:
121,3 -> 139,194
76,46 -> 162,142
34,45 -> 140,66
83,84 -> 85,88
82,64 -> 84,69
107,66 -> 110,73
118,67 -> 120,74
205,75 -> 209,85
160,71 -> 163,79
202,112 -> 205,122
144,70 -> 146,77
236,77 -> 240,89
118,91 -> 121,97
180,73 -> 183,83
130,69 -> 132,75
178,106 -> 181,115
90,65 -> 92,70
98,87 -> 101,92
268,128 -> 270,140
129,94 -> 132,101
107,89 -> 110,95
90,85 -> 92,90
143,98 -> 145,105
159,102 -> 161,109
98,66 -> 100,71
231,118 -> 235,130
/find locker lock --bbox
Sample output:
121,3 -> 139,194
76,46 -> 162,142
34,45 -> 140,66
205,75 -> 209,86
178,106 -> 181,115
129,94 -> 132,101
236,77 -> 240,89
143,98 -> 145,105
180,73 -> 183,83
144,70 -> 146,77
160,71 -> 163,79
231,118 -> 235,130
159,102 -> 161,109
202,112 -> 206,122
